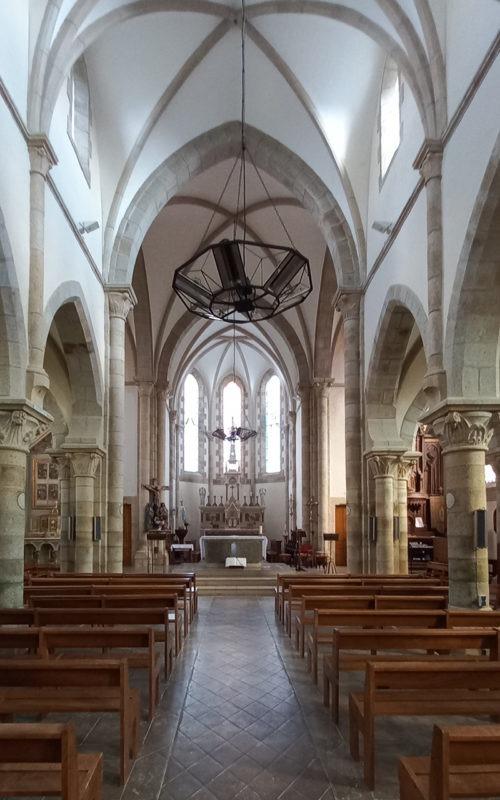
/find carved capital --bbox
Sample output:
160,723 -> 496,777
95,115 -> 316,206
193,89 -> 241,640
397,451 -> 421,482
367,452 -> 401,479
312,378 -> 334,398
169,409 -> 178,424
68,450 -> 101,479
28,134 -> 58,177
288,409 -> 296,426
430,410 -> 493,452
106,287 -> 137,320
0,402 -> 51,453
413,139 -> 443,182
335,289 -> 361,320
137,381 -> 154,399
50,453 -> 70,482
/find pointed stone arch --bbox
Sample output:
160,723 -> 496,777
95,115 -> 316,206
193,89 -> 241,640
108,122 -> 359,290
445,135 -> 500,398
0,206 -> 27,398
365,285 -> 429,447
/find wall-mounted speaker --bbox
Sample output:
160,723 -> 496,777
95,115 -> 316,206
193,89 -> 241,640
474,508 -> 486,549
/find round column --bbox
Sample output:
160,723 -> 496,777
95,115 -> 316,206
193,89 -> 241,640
52,454 -> 71,571
157,389 -> 168,504
337,292 -> 363,572
488,449 -> 500,562
106,289 -> 136,572
431,410 -> 493,608
137,381 -> 153,543
0,404 -> 50,606
414,142 -> 446,402
26,138 -> 56,404
288,409 -> 297,530
168,408 -> 177,529
396,454 -> 420,574
368,454 -> 399,574
314,379 -> 332,551
298,384 -> 312,535
69,451 -> 100,573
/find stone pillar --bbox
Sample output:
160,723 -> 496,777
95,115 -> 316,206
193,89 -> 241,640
52,454 -> 71,571
157,389 -> 168,504
367,453 -> 400,574
106,288 -> 136,572
137,380 -> 153,528
68,450 -> 101,573
0,402 -> 50,606
313,379 -> 332,551
298,384 -> 311,535
26,137 -> 57,404
413,141 -> 446,403
169,408 -> 177,529
396,454 -> 420,574
430,410 -> 494,608
336,291 -> 363,572
288,408 -> 297,530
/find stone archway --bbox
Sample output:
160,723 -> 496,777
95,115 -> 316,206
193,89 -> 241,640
0,206 -> 27,398
365,285 -> 430,448
446,137 -> 500,398
108,122 -> 359,291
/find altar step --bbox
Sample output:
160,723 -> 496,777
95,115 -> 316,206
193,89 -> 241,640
197,575 -> 276,596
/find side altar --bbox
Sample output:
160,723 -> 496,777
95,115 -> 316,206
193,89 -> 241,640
198,468 -> 266,565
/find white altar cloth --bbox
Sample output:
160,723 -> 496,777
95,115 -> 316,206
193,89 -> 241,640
200,535 -> 267,559
171,544 -> 194,551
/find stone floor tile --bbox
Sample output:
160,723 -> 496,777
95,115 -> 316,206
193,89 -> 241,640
206,768 -> 246,800
162,770 -> 202,800
187,754 -> 225,784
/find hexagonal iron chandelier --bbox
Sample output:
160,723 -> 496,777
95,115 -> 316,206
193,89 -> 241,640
172,0 -> 312,324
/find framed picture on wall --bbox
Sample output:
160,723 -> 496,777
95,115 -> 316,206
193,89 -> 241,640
32,456 -> 59,509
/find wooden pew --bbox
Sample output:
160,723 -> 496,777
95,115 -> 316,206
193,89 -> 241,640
322,627 -> 500,723
0,609 -> 35,626
306,609 -> 447,683
0,722 -> 102,800
40,627 -> 161,720
0,658 -> 139,784
33,607 -> 175,661
28,593 -> 182,656
293,594 -> 448,656
399,723 -> 500,799
348,660 -> 500,789
283,583 -> 448,637
25,584 -> 190,636
29,575 -> 197,619
0,628 -> 41,656
275,573 -> 444,620
448,610 -> 500,628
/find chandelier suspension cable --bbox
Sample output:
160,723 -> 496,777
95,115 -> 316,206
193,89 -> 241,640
246,147 -> 296,249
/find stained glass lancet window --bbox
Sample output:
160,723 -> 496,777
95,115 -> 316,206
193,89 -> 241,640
183,373 -> 199,472
223,380 -> 242,471
265,375 -> 281,473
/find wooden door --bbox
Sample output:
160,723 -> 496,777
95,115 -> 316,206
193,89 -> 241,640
334,504 -> 347,567
122,503 -> 132,567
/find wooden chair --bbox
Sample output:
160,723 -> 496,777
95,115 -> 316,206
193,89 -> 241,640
0,723 -> 102,800
399,723 -> 500,799
0,658 -> 139,784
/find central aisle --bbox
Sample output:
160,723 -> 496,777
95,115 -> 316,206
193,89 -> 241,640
163,597 -> 333,800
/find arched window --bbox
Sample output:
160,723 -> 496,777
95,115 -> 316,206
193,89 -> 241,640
67,56 -> 92,183
223,380 -> 242,471
183,373 -> 199,472
380,60 -> 401,180
264,375 -> 281,473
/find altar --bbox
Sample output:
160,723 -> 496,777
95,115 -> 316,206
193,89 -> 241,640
200,535 -> 267,565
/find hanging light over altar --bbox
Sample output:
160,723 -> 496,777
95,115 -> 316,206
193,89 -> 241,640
171,0 -> 312,324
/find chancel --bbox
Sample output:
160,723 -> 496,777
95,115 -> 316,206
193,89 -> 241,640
0,1 -> 499,798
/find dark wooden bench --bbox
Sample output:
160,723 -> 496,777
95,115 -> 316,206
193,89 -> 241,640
33,607 -> 174,664
448,610 -> 500,628
323,627 -> 500,722
28,593 -> 182,656
306,608 -> 447,683
0,628 -> 41,656
25,584 -> 189,639
40,626 -> 161,720
0,722 -> 102,800
399,723 -> 500,799
0,609 -> 35,626
293,594 -> 448,656
349,660 -> 500,789
282,582 -> 447,633
0,658 -> 139,784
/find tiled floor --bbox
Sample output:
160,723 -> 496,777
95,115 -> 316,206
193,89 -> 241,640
34,597 -> 481,799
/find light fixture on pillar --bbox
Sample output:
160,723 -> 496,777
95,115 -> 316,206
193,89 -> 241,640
172,0 -> 312,324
